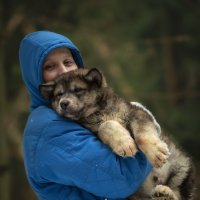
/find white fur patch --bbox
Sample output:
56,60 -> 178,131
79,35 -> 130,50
130,102 -> 161,136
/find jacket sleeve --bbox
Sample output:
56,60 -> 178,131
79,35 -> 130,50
37,118 -> 152,199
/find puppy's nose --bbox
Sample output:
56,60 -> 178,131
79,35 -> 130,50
60,101 -> 69,111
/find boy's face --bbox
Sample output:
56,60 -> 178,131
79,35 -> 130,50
42,48 -> 78,82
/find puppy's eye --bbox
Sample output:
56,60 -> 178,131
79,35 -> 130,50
74,87 -> 85,95
56,92 -> 63,98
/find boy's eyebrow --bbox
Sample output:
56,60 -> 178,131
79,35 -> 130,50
63,55 -> 73,59
43,59 -> 54,68
43,58 -> 53,63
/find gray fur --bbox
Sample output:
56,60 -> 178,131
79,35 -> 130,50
40,68 -> 195,200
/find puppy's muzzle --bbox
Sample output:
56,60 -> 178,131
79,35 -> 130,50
60,100 -> 70,111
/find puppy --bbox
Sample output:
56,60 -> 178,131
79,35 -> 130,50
40,68 -> 195,200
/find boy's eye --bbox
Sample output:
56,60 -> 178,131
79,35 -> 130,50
44,64 -> 55,71
64,60 -> 73,66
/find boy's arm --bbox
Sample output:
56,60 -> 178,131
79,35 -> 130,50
37,119 -> 152,198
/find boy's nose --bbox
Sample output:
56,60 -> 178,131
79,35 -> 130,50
59,64 -> 68,74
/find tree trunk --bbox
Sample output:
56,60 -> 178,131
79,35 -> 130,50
0,38 -> 11,200
161,34 -> 179,105
0,2 -> 24,199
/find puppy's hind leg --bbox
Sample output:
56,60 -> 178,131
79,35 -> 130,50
151,185 -> 179,200
98,120 -> 137,157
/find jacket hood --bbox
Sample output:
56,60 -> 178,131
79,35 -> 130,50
19,31 -> 84,111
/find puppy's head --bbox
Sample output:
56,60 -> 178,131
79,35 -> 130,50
39,68 -> 107,120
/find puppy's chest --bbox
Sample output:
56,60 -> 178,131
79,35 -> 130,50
81,110 -> 129,132
101,112 -> 128,124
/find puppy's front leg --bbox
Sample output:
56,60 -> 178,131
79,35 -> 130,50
131,122 -> 170,168
98,120 -> 137,157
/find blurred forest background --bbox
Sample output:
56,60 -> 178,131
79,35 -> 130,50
0,0 -> 199,199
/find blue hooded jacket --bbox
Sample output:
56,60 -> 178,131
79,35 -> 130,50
19,31 -> 152,200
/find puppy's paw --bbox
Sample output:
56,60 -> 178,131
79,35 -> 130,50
152,185 -> 178,200
98,120 -> 138,157
148,140 -> 170,168
111,134 -> 138,157
138,135 -> 170,168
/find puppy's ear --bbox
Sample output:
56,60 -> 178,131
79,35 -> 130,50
84,68 -> 103,88
39,81 -> 55,100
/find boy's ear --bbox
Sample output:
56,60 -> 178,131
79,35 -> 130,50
84,68 -> 103,88
39,81 -> 55,100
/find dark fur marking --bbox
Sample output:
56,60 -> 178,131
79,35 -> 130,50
179,164 -> 196,200
40,68 -> 196,200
